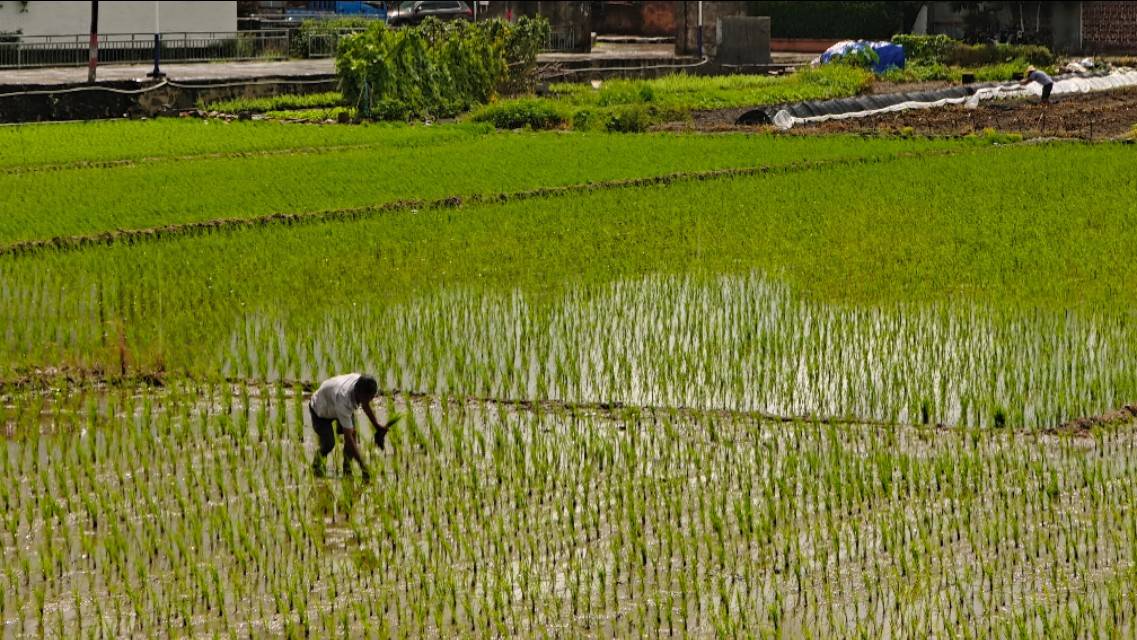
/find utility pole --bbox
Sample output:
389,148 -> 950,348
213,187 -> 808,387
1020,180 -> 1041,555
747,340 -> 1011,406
87,1 -> 99,83
697,1 -> 703,58
147,0 -> 165,78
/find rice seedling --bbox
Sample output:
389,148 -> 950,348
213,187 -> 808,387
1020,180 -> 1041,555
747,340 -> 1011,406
2,117 -> 1134,637
11,385 -> 1137,636
0,128 -> 956,244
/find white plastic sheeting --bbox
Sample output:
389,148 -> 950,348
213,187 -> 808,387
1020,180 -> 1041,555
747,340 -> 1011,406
772,68 -> 1137,130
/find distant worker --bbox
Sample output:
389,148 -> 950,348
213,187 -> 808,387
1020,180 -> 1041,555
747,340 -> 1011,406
1021,65 -> 1054,104
309,373 -> 396,481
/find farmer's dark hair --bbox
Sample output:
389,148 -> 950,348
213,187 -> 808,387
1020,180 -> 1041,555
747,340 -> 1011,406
355,374 -> 379,399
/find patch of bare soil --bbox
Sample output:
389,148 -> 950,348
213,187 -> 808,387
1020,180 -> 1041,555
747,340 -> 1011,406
662,87 -> 1137,140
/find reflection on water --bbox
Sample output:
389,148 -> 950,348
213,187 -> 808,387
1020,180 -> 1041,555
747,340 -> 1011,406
228,273 -> 1137,428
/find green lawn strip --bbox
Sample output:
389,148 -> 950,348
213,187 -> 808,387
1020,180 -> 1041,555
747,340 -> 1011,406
0,132 -> 959,244
0,118 -> 486,168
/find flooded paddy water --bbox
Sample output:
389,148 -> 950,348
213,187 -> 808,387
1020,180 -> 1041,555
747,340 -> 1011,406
5,375 -> 1137,637
229,273 -> 1137,429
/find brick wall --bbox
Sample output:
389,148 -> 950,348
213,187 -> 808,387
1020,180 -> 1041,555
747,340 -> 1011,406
1082,1 -> 1137,53
593,1 -> 677,37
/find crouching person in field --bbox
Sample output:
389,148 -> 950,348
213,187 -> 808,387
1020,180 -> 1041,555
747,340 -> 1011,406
309,373 -> 390,481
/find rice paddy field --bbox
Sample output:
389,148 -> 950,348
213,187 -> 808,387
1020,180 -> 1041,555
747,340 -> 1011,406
2,118 -> 1136,638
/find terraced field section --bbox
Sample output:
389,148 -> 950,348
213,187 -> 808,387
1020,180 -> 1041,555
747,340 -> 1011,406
2,120 -> 1136,637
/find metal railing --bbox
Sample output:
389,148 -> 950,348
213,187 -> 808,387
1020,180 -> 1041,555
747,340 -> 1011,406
0,31 -> 290,69
544,27 -> 578,53
306,28 -> 368,58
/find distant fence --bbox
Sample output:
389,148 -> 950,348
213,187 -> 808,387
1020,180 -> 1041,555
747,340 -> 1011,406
0,31 -> 290,69
545,27 -> 578,53
304,29 -> 367,58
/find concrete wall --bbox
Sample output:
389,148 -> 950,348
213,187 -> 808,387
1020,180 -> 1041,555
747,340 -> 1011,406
0,1 -> 237,36
675,1 -> 748,58
716,16 -> 770,65
0,73 -> 336,123
1050,1 -> 1081,53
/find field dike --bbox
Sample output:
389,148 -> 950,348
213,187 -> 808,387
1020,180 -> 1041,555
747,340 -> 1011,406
0,148 -> 966,258
2,368 -> 1132,436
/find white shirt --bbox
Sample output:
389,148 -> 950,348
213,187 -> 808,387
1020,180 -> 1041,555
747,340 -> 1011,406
310,373 -> 363,431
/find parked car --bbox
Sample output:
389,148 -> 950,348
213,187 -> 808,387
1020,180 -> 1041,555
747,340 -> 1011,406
386,1 -> 473,27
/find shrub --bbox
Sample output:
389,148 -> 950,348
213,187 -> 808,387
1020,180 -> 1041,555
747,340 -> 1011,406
597,82 -> 656,107
336,16 -> 548,120
570,108 -> 602,132
470,99 -> 567,130
832,45 -> 880,70
892,34 -> 1053,67
952,42 -> 1053,67
602,104 -> 656,133
891,34 -> 956,64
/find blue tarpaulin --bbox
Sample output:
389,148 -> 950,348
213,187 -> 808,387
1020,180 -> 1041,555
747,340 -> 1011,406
816,40 -> 905,74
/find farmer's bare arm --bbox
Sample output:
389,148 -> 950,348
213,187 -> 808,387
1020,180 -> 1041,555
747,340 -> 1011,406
342,428 -> 370,476
362,402 -> 382,431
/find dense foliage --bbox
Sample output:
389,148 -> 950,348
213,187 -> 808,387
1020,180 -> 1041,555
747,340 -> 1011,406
336,16 -> 549,120
892,33 -> 1053,66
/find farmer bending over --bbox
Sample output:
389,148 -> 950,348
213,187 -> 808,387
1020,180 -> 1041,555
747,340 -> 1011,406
309,373 -> 391,480
1021,65 -> 1054,104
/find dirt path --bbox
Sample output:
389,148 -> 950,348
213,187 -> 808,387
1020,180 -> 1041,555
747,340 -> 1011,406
664,87 -> 1137,140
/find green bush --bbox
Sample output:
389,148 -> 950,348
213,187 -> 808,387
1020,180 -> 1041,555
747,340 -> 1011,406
336,16 -> 549,120
601,104 -> 656,133
832,45 -> 880,70
955,42 -> 1053,66
469,99 -> 567,130
891,34 -> 956,64
892,34 -> 1053,67
597,82 -> 656,107
290,18 -> 373,58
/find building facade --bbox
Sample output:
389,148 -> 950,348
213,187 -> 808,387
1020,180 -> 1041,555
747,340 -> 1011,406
0,1 -> 237,37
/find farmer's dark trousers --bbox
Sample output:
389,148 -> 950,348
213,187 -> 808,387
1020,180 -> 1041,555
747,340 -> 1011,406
1041,83 -> 1053,102
309,402 -> 338,457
